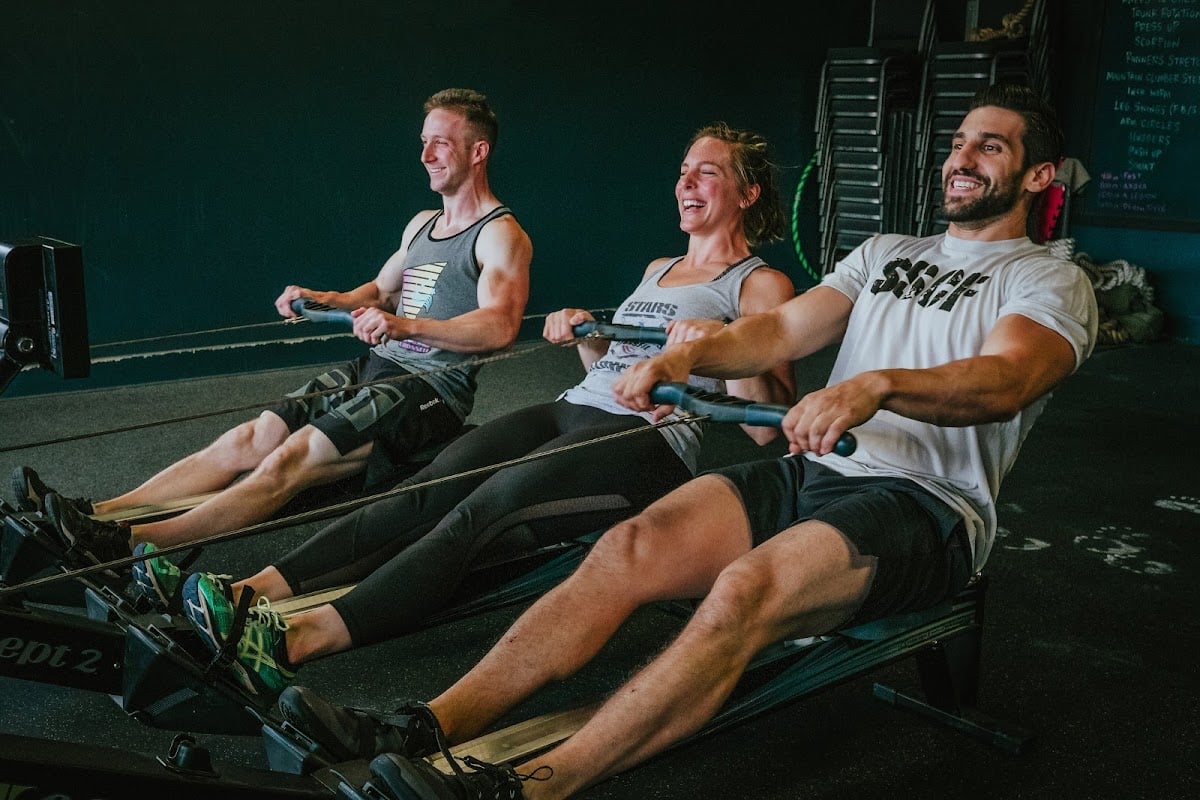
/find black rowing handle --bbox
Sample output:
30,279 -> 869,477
649,382 -> 857,457
290,298 -> 354,326
572,321 -> 668,345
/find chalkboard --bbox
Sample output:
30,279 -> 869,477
1078,0 -> 1200,231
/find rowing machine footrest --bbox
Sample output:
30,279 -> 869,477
261,719 -> 341,775
0,512 -> 105,605
83,583 -> 144,623
120,621 -> 264,735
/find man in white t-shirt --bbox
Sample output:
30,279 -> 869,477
275,84 -> 1098,800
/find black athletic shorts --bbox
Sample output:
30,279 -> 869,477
712,455 -> 973,626
267,353 -> 463,461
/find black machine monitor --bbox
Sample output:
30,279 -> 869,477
0,237 -> 90,396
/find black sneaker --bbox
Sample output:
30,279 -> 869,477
45,492 -> 131,562
367,752 -> 547,800
10,466 -> 93,515
278,686 -> 443,762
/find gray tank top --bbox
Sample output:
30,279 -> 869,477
372,206 -> 515,420
560,255 -> 767,473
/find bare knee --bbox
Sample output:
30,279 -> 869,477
583,515 -> 665,579
207,417 -> 284,471
252,426 -> 353,489
689,562 -> 774,644
252,434 -> 317,489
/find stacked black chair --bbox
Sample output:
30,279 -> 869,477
813,46 -> 920,273
911,39 -> 1035,236
811,0 -> 1055,269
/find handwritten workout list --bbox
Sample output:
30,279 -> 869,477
1087,0 -> 1200,229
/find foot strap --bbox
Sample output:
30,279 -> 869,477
201,589 -> 256,678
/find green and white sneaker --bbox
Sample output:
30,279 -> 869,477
130,542 -> 191,612
182,572 -> 295,698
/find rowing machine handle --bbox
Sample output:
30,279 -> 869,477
290,298 -> 354,326
572,321 -> 668,345
649,382 -> 857,457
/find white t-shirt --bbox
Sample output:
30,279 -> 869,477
814,232 -> 1098,572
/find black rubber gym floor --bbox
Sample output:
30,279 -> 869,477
2,339 -> 1197,799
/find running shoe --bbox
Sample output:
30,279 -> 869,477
367,751 -> 545,800
10,466 -> 93,515
277,686 -> 443,762
130,542 -> 200,613
182,573 -> 295,698
45,492 -> 130,562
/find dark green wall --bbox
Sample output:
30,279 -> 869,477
2,1 -> 867,395
7,1 -> 1197,400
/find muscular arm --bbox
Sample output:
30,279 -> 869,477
353,214 -> 533,351
714,267 -> 798,445
614,285 -> 853,411
782,313 -> 1078,456
844,314 -> 1076,424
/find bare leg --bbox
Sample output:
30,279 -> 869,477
517,520 -> 874,800
233,565 -> 294,603
281,605 -> 354,664
220,567 -> 351,664
128,425 -> 370,547
90,411 -> 292,516
426,475 -> 754,744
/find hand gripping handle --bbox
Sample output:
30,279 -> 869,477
572,321 -> 669,345
290,298 -> 354,326
648,382 -> 857,457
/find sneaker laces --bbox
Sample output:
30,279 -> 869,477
237,596 -> 290,672
456,755 -> 553,797
207,573 -> 235,596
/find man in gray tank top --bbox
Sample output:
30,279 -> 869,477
20,88 -> 532,564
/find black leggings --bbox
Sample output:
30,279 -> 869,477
273,400 -> 694,647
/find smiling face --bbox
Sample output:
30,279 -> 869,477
420,107 -> 479,195
940,105 -> 1033,231
675,135 -> 753,236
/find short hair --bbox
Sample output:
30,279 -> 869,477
687,122 -> 787,247
424,88 -> 499,148
968,83 -> 1064,170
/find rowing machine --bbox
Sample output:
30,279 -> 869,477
0,237 -> 90,397
333,383 -> 1029,799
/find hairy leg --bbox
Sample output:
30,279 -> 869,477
519,519 -> 874,799
426,474 -> 753,744
130,425 -> 370,547
91,411 -> 291,516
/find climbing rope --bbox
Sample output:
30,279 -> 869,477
967,0 -> 1037,42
